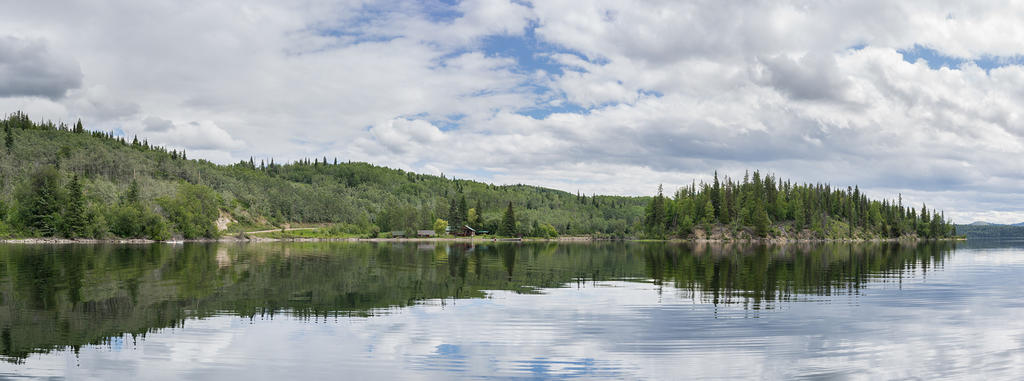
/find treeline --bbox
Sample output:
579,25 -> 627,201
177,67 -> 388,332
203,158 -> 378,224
0,112 -> 221,239
643,171 -> 957,239
0,111 -> 648,239
0,111 -> 959,240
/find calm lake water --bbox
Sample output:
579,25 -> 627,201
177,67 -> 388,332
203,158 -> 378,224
0,240 -> 1022,379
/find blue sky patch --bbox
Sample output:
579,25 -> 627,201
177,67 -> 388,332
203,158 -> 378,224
480,23 -> 568,76
517,102 -> 588,119
899,44 -> 1024,72
422,0 -> 462,23
898,44 -> 966,70
432,114 -> 466,132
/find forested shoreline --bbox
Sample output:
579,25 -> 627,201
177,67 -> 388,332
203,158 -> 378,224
0,111 -> 956,242
641,171 -> 958,240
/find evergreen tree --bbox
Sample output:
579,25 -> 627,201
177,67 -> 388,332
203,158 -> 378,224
719,185 -> 731,224
125,179 -> 140,205
753,199 -> 771,237
458,195 -> 468,226
17,167 -> 62,236
4,123 -> 12,152
498,201 -> 516,237
74,119 -> 84,133
700,199 -> 715,225
792,196 -> 806,229
711,171 -> 721,219
448,197 -> 463,228
644,184 -> 667,238
62,174 -> 85,238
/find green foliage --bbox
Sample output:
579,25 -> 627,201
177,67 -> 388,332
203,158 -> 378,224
4,123 -> 12,152
700,199 -> 715,225
530,222 -> 559,238
125,179 -> 140,205
647,170 -> 954,240
792,196 -> 806,229
326,223 -> 371,236
109,204 -> 167,239
14,166 -> 63,236
60,175 -> 85,238
109,204 -> 144,237
643,185 -> 667,238
253,223 -> 369,239
0,111 -> 649,238
83,203 -> 110,239
753,200 -> 771,237
498,202 -> 517,237
467,208 -> 479,228
433,218 -> 448,236
159,183 -> 221,239
0,111 -> 955,241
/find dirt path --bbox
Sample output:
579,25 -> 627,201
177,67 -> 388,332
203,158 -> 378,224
245,227 -> 318,234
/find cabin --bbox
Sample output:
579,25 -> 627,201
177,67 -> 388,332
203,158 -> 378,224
390,231 -> 406,238
455,225 -> 477,237
417,230 -> 436,238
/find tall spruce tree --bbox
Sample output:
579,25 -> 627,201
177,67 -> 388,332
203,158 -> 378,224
62,174 -> 85,238
19,166 -> 62,236
644,184 -> 667,238
125,179 -> 141,205
458,195 -> 468,226
4,123 -> 12,152
498,201 -> 516,237
711,171 -> 721,219
753,198 -> 771,237
448,197 -> 463,228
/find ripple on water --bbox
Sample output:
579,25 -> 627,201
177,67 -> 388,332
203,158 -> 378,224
0,241 -> 1023,379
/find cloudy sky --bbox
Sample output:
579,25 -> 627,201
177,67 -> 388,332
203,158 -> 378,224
1,1 -> 1023,223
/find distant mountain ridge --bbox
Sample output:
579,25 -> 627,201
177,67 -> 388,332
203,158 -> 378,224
956,223 -> 1024,239
965,221 -> 1024,226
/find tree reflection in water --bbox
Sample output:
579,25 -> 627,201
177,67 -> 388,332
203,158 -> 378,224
0,240 -> 953,362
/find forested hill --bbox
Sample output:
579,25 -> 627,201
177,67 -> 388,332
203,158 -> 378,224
0,111 -> 647,239
954,224 -> 1024,239
0,111 -> 955,241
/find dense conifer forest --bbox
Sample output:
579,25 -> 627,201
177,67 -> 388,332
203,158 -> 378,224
0,111 -> 956,240
641,171 -> 956,240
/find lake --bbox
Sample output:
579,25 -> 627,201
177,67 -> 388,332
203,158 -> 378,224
0,240 -> 1022,379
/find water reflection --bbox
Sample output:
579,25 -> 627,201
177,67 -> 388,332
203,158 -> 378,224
0,241 -> 955,364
